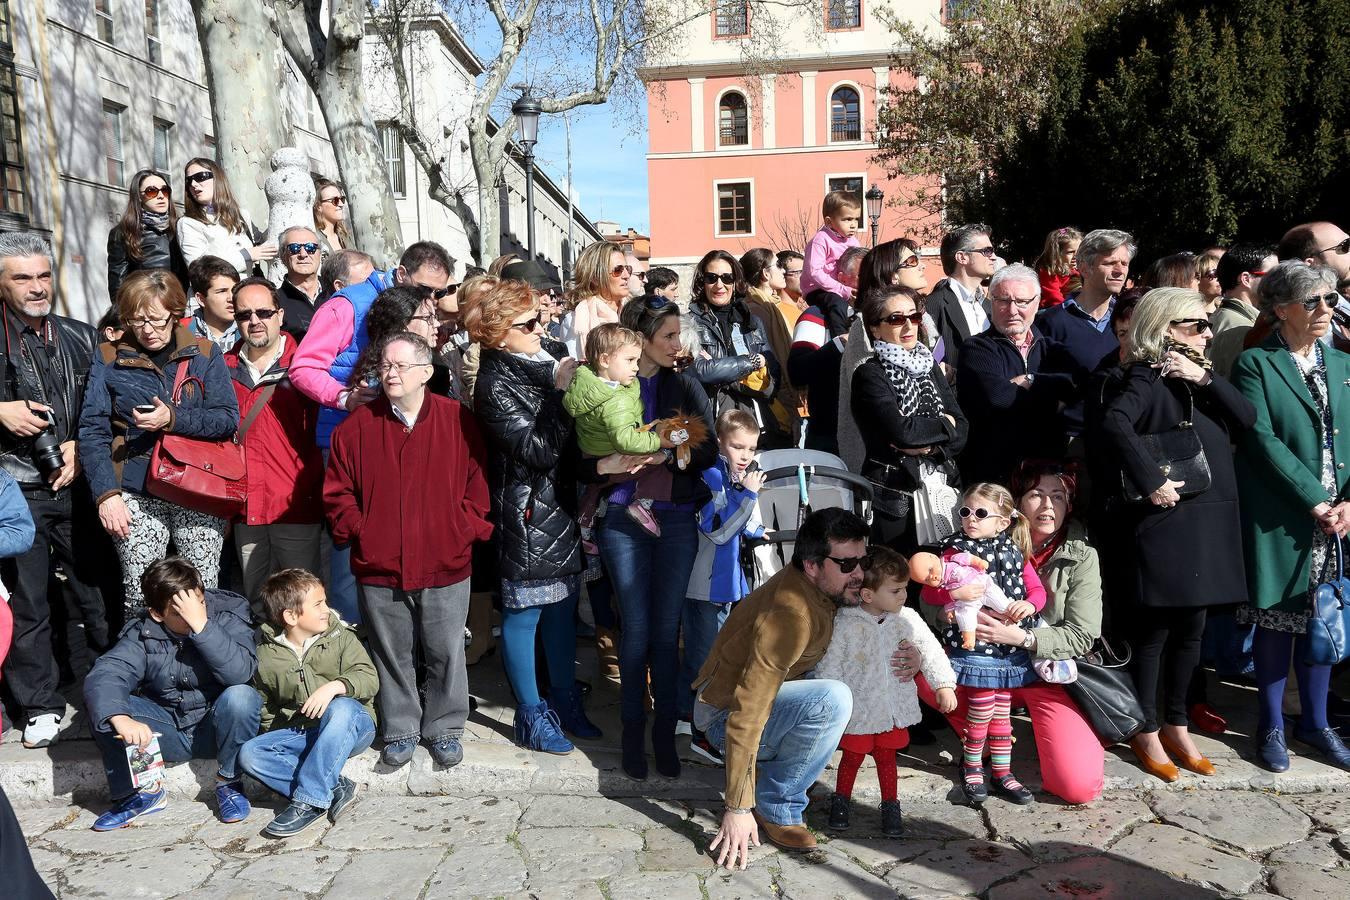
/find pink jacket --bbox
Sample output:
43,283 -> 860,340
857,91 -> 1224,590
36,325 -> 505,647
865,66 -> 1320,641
571,295 -> 622,361
921,562 -> 1048,612
290,299 -> 355,409
800,225 -> 861,300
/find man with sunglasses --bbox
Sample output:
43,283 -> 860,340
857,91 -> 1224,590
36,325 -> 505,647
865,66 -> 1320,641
1279,221 -> 1350,291
927,224 -> 997,371
277,226 -> 325,343
222,278 -> 324,607
695,508 -> 868,867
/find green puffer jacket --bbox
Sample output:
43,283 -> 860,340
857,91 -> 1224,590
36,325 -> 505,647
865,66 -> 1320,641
562,366 -> 662,457
255,612 -> 379,732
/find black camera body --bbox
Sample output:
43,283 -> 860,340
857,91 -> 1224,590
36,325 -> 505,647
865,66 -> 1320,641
29,405 -> 64,480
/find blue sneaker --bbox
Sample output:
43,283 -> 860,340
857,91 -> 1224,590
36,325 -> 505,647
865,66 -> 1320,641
1256,726 -> 1290,773
329,776 -> 359,823
92,787 -> 167,831
429,737 -> 464,768
514,700 -> 574,755
381,738 -> 417,768
215,780 -> 250,824
262,801 -> 325,838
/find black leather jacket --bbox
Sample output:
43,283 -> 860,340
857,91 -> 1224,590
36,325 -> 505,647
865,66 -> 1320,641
0,313 -> 98,490
107,225 -> 188,301
474,339 -> 582,584
689,299 -> 779,417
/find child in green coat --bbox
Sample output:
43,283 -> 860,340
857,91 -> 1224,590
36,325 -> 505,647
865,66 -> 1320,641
563,323 -> 680,539
238,569 -> 379,838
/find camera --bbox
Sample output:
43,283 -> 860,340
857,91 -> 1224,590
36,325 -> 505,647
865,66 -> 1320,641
30,406 -> 64,481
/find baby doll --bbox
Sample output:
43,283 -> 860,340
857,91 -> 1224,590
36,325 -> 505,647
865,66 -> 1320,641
910,549 -> 1022,650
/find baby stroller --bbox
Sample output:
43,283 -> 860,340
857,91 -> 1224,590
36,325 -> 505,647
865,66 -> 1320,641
748,449 -> 873,584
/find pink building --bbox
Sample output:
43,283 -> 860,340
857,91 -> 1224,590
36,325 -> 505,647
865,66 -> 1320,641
641,1 -> 947,283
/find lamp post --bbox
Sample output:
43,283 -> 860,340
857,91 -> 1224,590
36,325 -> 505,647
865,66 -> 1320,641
512,87 -> 543,260
865,184 -> 885,247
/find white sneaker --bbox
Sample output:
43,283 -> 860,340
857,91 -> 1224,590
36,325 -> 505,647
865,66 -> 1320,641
675,719 -> 693,737
23,713 -> 61,749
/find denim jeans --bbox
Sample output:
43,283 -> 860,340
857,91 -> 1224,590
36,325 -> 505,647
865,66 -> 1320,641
321,448 -> 360,625
696,679 -> 852,826
359,578 -> 470,743
92,684 -> 261,801
678,599 -> 732,721
598,508 -> 700,724
238,698 -> 375,809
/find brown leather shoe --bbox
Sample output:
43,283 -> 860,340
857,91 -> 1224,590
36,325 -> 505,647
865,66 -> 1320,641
1129,738 -> 1180,783
752,809 -> 817,850
1160,733 -> 1216,776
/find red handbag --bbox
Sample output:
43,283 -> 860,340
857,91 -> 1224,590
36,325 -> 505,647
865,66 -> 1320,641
145,352 -> 248,519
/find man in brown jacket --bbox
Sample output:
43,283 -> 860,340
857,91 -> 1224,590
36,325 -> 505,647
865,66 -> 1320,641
694,507 -> 867,866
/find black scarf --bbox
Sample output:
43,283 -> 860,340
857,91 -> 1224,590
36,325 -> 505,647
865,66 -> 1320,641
874,340 -> 943,418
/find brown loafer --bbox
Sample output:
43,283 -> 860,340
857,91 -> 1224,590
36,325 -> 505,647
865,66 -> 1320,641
1160,734 -> 1216,776
1129,739 -> 1180,783
752,809 -> 817,850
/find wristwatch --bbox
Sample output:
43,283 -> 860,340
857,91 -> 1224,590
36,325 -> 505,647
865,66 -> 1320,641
1021,631 -> 1037,651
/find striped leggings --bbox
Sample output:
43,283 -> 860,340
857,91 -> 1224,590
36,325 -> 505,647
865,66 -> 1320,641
962,688 -> 1015,784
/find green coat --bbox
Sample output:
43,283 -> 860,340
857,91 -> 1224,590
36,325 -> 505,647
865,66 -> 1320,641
1231,335 -> 1350,611
562,366 -> 662,457
1030,521 -> 1103,661
254,612 -> 379,732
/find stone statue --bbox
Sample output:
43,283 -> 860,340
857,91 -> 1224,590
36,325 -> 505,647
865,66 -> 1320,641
263,147 -> 316,282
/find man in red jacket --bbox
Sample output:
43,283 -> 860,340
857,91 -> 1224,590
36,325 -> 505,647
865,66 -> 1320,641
224,278 -> 325,612
324,332 -> 492,771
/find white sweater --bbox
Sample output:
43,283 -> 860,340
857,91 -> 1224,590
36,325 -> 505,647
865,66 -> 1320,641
177,213 -> 257,274
815,605 -> 958,735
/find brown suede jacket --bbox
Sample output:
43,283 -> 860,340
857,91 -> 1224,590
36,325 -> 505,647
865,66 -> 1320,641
692,563 -> 839,810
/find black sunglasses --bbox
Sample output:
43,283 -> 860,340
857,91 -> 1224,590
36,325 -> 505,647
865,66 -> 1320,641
1292,292 -> 1339,312
879,311 -> 924,326
961,246 -> 997,258
510,314 -> 543,332
417,285 -> 456,301
1319,237 -> 1350,256
233,308 -> 280,323
825,554 -> 872,574
1170,318 -> 1213,333
187,171 -> 215,184
959,506 -> 1000,520
704,272 -> 737,286
285,242 -> 320,256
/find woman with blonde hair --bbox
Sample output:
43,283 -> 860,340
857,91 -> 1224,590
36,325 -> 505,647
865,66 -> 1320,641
564,241 -> 632,359
1095,287 -> 1254,782
177,157 -> 275,274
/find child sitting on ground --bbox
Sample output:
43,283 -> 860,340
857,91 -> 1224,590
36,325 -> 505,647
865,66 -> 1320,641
238,569 -> 380,838
815,546 -> 957,836
680,409 -> 766,761
800,190 -> 863,304
563,322 -> 680,539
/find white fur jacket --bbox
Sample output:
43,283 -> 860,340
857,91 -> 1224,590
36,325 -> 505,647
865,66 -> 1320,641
815,605 -> 958,736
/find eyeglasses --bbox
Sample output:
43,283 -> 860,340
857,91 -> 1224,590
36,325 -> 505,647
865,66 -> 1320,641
124,314 -> 173,329
320,196 -> 347,207
141,185 -> 171,200
509,314 -> 543,332
637,271 -> 647,282
410,314 -> 438,327
897,255 -> 921,269
825,554 -> 872,574
1170,318 -> 1213,333
1291,293 -> 1339,312
992,295 -> 1037,309
704,272 -> 736,286
879,311 -> 925,326
611,264 -> 634,277
960,246 -> 997,258
187,171 -> 215,184
377,361 -> 432,374
1319,237 -> 1350,256
284,242 -> 320,256
417,285 -> 457,300
1199,270 -> 1218,279
784,268 -> 803,277
233,308 -> 280,323
959,506 -> 1000,520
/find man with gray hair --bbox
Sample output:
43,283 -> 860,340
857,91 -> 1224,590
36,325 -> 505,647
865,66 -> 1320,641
927,223 -> 997,370
277,225 -> 324,342
956,263 -> 1082,484
1038,228 -> 1136,372
319,249 -> 375,303
0,232 -> 104,749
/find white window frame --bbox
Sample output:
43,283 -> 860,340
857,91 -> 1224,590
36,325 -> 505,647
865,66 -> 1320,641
94,0 -> 114,43
713,0 -> 750,39
152,118 -> 173,174
377,122 -> 406,198
714,88 -> 750,149
824,172 -> 867,210
144,0 -> 161,64
827,80 -> 865,144
712,177 -> 755,238
102,100 -> 125,187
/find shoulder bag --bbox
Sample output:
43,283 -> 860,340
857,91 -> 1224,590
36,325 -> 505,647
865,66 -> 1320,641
1305,537 -> 1350,666
1121,386 -> 1211,502
1063,635 -> 1146,745
145,358 -> 268,520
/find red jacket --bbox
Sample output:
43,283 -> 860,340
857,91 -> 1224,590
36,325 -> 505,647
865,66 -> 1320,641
1038,269 -> 1076,308
224,334 -> 325,526
324,393 -> 493,590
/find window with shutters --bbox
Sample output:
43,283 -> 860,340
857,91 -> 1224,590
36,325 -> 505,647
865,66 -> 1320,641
830,86 -> 861,142
0,0 -> 26,219
152,119 -> 172,174
715,180 -> 753,236
717,92 -> 748,147
94,0 -> 114,43
377,122 -> 406,197
145,0 -> 162,64
102,101 -> 125,187
713,1 -> 749,38
826,0 -> 862,30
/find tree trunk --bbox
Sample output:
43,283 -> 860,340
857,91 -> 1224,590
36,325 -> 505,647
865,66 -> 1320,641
192,0 -> 290,223
470,131 -> 501,263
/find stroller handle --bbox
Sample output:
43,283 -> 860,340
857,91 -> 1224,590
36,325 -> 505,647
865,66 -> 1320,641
760,466 -> 875,500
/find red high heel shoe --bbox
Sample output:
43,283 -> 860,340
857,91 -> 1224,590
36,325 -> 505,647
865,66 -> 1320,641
1188,703 -> 1228,735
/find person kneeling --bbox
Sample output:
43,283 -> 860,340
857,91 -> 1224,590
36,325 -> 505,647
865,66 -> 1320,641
239,569 -> 379,838
84,558 -> 260,831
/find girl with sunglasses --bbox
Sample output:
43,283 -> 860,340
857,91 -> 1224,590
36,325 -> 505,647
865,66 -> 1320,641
312,177 -> 350,257
563,242 -> 631,361
177,157 -> 277,275
107,169 -> 188,301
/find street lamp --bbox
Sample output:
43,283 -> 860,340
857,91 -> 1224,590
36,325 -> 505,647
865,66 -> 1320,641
512,87 -> 543,261
865,184 -> 885,247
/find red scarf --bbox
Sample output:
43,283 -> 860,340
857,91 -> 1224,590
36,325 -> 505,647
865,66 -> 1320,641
1030,529 -> 1067,573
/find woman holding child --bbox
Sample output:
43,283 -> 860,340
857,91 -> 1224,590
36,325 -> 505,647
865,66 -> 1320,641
596,297 -> 717,781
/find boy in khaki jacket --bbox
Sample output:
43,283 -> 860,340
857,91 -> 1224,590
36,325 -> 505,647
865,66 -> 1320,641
238,569 -> 379,838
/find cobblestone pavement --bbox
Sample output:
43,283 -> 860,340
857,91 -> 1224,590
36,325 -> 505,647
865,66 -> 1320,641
17,784 -> 1350,898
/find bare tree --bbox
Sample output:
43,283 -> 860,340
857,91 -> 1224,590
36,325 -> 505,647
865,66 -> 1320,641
273,0 -> 405,264
764,202 -> 818,255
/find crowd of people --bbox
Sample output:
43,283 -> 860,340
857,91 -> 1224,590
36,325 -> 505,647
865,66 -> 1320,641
2,166 -> 1350,869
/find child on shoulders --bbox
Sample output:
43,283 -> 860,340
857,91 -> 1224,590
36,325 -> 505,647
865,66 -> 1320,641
800,190 -> 863,303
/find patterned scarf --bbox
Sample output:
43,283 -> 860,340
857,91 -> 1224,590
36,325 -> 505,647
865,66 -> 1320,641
139,209 -> 170,234
1163,337 -> 1213,371
874,340 -> 943,418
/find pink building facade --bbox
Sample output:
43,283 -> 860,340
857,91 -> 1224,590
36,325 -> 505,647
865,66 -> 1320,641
641,1 -> 945,282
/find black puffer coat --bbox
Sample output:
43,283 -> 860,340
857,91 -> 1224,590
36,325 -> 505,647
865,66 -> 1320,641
474,339 -> 582,583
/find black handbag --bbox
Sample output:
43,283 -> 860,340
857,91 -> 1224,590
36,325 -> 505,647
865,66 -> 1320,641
863,457 -> 915,518
1064,636 -> 1146,745
1121,388 -> 1211,502
1306,537 -> 1350,666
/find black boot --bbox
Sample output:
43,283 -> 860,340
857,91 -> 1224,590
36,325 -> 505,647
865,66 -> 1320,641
827,793 -> 851,830
652,717 -> 681,778
622,720 -> 648,780
880,800 -> 904,838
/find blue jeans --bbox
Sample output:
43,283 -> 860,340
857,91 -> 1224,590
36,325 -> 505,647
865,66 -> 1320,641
92,684 -> 261,801
321,448 -> 361,625
238,698 -> 375,809
696,679 -> 852,826
678,599 -> 733,720
598,508 -> 699,724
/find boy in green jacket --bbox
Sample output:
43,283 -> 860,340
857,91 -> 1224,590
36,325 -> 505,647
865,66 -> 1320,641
238,569 -> 379,838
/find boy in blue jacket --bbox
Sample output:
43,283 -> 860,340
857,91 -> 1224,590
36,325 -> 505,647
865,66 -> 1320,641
83,557 -> 260,831
679,410 -> 766,762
